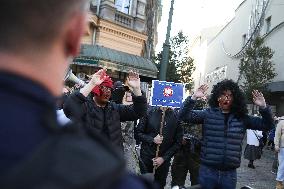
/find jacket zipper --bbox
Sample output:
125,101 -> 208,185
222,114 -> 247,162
223,115 -> 229,169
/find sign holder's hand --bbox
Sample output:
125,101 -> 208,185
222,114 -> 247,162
152,157 -> 164,168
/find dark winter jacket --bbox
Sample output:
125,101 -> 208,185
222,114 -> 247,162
179,97 -> 274,170
64,91 -> 147,149
0,72 -> 55,175
136,107 -> 183,162
0,72 -> 155,189
268,128 -> 276,140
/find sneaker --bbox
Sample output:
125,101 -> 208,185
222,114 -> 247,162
276,181 -> 284,189
271,170 -> 277,174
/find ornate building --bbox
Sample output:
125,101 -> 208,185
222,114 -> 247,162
71,0 -> 162,82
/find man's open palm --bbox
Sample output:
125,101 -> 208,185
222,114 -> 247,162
193,84 -> 208,99
252,90 -> 266,108
127,70 -> 140,89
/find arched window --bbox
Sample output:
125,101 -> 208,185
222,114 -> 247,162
115,0 -> 131,14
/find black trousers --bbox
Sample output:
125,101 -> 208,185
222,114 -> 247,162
140,153 -> 170,189
267,140 -> 275,147
171,149 -> 201,186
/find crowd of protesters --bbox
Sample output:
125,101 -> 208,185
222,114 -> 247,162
0,1 -> 283,189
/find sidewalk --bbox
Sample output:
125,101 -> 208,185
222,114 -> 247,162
125,143 -> 277,189
236,147 -> 276,189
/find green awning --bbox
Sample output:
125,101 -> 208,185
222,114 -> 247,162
73,57 -> 99,66
72,44 -> 158,78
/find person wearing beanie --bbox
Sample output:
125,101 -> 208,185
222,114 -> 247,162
111,81 -> 128,104
64,68 -> 147,150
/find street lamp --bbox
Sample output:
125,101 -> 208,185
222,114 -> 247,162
159,0 -> 175,81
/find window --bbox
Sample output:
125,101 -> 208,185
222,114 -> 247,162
115,0 -> 131,14
242,34 -> 247,46
266,16 -> 271,33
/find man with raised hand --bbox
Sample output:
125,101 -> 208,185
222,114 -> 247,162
179,79 -> 274,189
64,68 -> 147,150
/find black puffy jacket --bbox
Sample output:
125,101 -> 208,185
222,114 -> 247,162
64,91 -> 147,149
136,107 -> 183,162
179,97 -> 274,170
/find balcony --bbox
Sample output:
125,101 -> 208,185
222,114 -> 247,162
115,11 -> 133,28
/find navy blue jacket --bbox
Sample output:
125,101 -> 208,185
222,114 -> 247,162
0,72 -> 155,189
179,97 -> 274,170
0,72 -> 55,175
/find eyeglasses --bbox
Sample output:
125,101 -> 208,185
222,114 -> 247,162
219,93 -> 233,101
99,86 -> 112,92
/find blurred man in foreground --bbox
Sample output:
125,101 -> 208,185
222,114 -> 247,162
0,1 -> 154,189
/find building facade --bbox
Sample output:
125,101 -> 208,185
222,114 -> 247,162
189,26 -> 223,91
71,0 -> 162,83
194,0 -> 284,115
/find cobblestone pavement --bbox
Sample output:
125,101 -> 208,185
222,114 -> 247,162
124,142 -> 277,189
236,147 -> 276,189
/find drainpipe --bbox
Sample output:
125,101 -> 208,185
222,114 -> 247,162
96,0 -> 101,16
92,27 -> 97,45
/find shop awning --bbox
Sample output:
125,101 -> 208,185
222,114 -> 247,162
268,81 -> 284,92
72,44 -> 158,78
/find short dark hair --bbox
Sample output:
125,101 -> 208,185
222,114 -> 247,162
0,0 -> 88,52
208,79 -> 248,118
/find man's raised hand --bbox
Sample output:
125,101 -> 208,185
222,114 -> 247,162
192,84 -> 209,100
127,70 -> 142,96
90,68 -> 108,86
252,90 -> 267,108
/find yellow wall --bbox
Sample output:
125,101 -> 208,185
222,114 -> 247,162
83,15 -> 147,56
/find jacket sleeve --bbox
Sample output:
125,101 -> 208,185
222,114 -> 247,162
117,95 -> 147,122
63,91 -> 88,121
162,121 -> 183,162
136,113 -> 154,144
274,120 -> 283,148
245,106 -> 274,131
179,96 -> 206,124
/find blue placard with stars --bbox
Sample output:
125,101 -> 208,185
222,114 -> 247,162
150,80 -> 185,108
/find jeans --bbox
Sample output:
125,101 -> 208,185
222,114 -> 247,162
276,148 -> 284,182
199,165 -> 237,189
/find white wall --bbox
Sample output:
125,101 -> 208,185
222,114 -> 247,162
201,0 -> 284,90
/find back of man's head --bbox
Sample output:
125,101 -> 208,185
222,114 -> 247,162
0,0 -> 88,53
0,0 -> 89,96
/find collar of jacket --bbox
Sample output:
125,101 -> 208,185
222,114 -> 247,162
0,71 -> 56,108
210,107 -> 236,123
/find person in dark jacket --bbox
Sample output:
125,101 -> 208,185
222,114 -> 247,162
267,128 -> 276,150
137,106 -> 183,189
0,1 -> 155,188
64,69 -> 147,150
111,80 -> 128,104
171,99 -> 206,188
179,80 -> 274,189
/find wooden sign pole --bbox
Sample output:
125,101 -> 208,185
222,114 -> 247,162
153,106 -> 167,174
